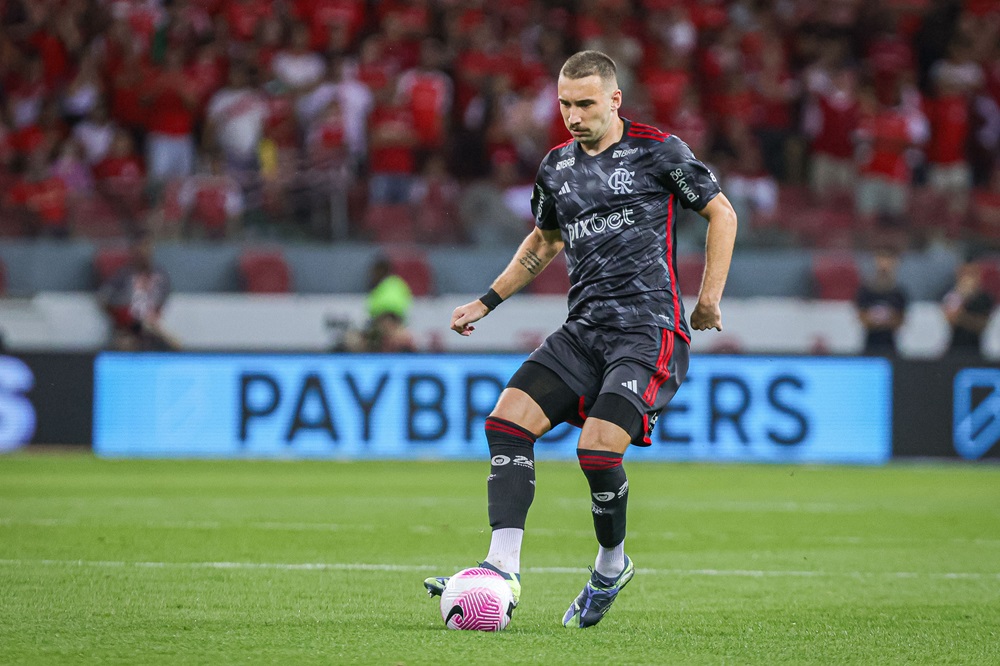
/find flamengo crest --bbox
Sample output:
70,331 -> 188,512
608,167 -> 634,194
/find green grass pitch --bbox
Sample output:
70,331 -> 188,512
1,454 -> 998,665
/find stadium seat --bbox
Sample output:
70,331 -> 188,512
387,250 -> 433,296
238,249 -> 293,293
811,253 -> 860,300
528,253 -> 570,294
362,204 -> 418,243
71,195 -> 124,239
94,245 -> 132,285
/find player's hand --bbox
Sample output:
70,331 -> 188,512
690,300 -> 722,331
450,300 -> 491,336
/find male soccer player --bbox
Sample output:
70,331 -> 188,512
426,50 -> 737,628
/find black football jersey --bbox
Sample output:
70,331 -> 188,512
531,119 -> 721,340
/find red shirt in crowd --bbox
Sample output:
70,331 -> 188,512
923,94 -> 969,166
8,176 -> 68,227
223,0 -> 274,42
143,74 -> 197,136
811,93 -> 861,159
642,68 -> 689,127
857,108 -> 916,181
397,69 -> 453,149
368,104 -> 416,175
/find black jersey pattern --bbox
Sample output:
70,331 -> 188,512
530,119 -> 721,340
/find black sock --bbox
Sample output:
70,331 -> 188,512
485,417 -> 536,530
577,449 -> 628,547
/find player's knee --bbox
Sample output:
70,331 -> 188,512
582,393 -> 644,452
490,389 -> 549,437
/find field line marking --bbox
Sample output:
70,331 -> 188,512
0,558 -> 997,580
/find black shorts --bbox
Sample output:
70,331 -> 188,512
508,319 -> 689,446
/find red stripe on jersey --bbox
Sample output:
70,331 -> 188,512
662,194 -> 690,346
549,138 -> 574,152
643,329 -> 675,405
627,131 -> 667,143
630,123 -> 670,137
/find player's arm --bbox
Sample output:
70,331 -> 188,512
450,227 -> 564,336
690,192 -> 737,331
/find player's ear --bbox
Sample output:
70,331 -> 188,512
610,88 -> 622,111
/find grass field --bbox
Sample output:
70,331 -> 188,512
1,454 -> 998,665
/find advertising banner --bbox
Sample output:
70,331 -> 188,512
0,353 -> 94,451
893,359 -> 1000,460
94,353 -> 891,464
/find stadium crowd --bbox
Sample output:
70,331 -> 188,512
0,0 -> 999,250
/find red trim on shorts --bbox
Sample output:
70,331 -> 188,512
643,329 -> 675,405
642,413 -> 651,446
577,395 -> 587,422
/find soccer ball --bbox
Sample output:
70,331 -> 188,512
439,567 -> 515,631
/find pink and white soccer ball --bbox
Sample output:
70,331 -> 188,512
439,567 -> 514,631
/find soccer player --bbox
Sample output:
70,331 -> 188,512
426,50 -> 737,628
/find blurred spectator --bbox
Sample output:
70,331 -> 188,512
176,156 -> 245,239
142,48 -> 199,185
72,103 -> 117,165
924,44 -> 980,223
93,129 -> 146,225
297,56 -> 373,169
367,88 -> 418,204
99,232 -> 178,351
718,122 -> 778,235
804,67 -> 860,204
942,260 -> 994,358
396,39 -> 454,155
271,22 -> 325,93
204,62 -> 269,180
856,248 -> 908,356
750,39 -> 801,180
51,140 -> 93,196
343,256 -> 416,352
6,150 -> 69,237
853,84 -> 927,229
972,167 -> 1000,243
458,153 -> 530,247
61,50 -> 104,124
409,153 -> 462,243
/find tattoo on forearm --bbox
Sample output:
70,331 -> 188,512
520,250 -> 542,275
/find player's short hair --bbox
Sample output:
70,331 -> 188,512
560,51 -> 618,88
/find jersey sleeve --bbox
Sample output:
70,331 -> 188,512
531,163 -> 558,230
655,136 -> 721,210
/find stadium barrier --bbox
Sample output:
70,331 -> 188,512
0,353 -> 94,451
893,358 -> 1000,460
91,353 -> 891,464
5,353 -> 998,462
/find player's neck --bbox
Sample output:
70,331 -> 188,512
579,115 -> 624,156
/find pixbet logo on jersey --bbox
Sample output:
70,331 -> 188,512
566,207 -> 636,247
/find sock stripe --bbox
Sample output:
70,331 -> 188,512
577,450 -> 624,471
485,417 -> 536,443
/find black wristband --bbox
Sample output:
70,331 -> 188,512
479,288 -> 504,311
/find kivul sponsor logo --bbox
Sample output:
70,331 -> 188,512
566,207 -> 636,247
670,168 -> 699,203
491,455 -> 511,466
592,491 -> 615,502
